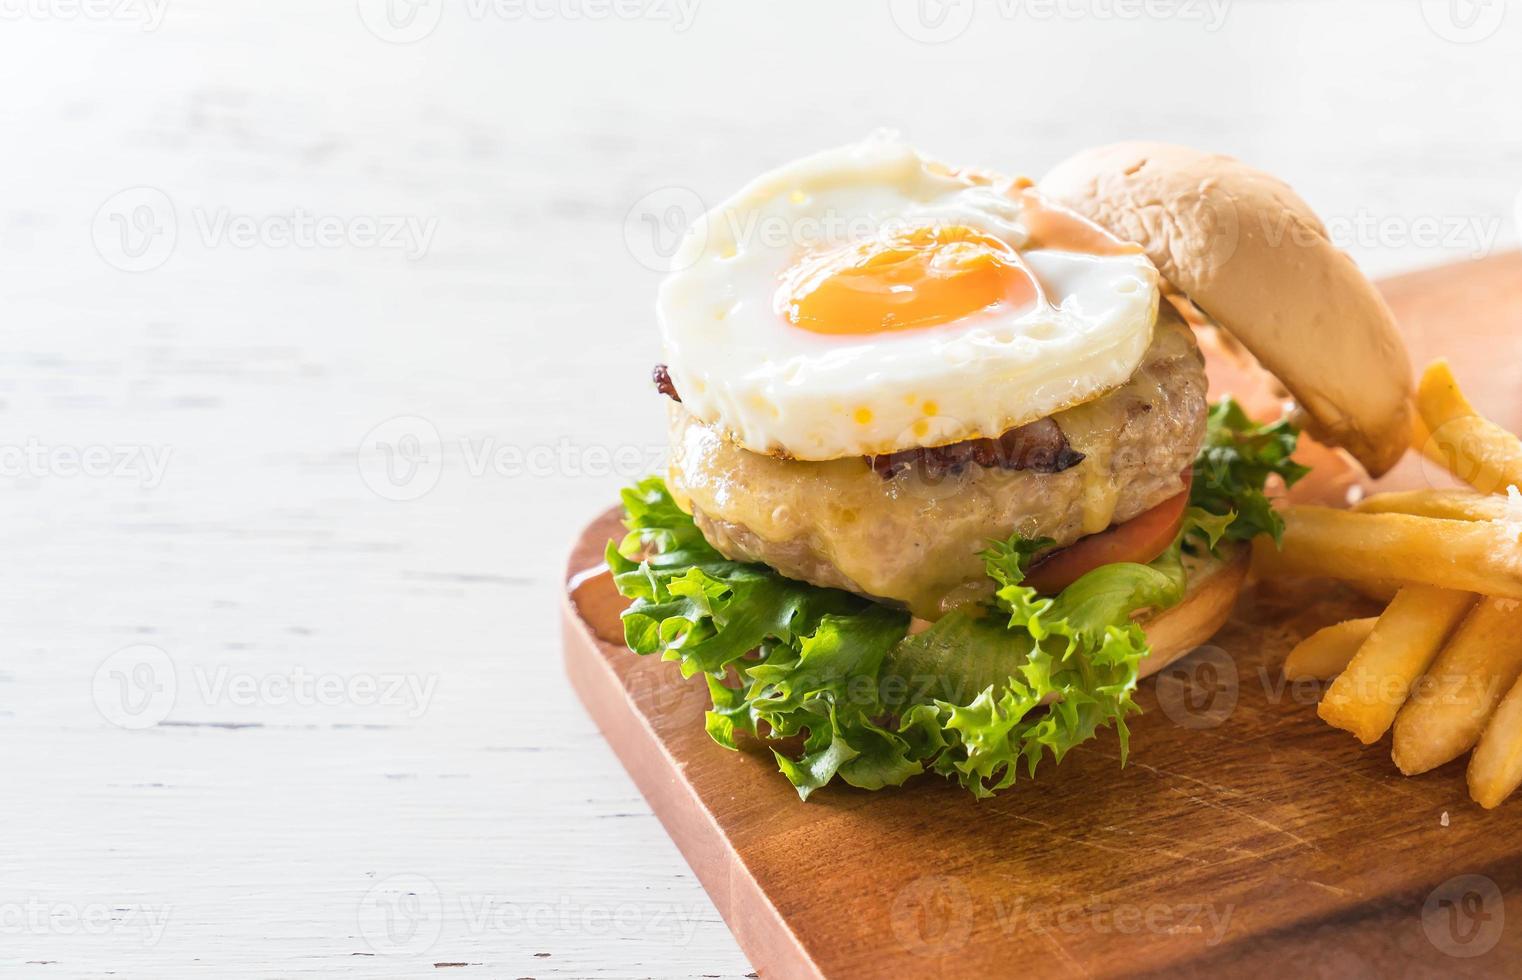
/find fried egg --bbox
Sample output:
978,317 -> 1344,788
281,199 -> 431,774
657,134 -> 1160,461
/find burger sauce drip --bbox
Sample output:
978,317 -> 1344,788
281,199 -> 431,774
1004,178 -> 1143,257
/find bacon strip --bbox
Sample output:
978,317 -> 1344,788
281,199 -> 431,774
869,418 -> 1085,480
650,363 -> 1083,479
652,364 -> 681,402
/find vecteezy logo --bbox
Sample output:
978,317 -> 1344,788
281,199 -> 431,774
1422,874 -> 1505,957
624,655 -> 702,716
623,186 -> 706,273
356,0 -> 444,43
889,875 -> 975,957
1155,644 -> 1239,730
357,873 -> 444,955
888,0 -> 975,44
358,416 -> 444,502
1415,419 -> 1509,494
93,644 -> 177,729
1420,0 -> 1506,43
92,187 -> 177,272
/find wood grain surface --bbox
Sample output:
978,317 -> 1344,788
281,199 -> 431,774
564,255 -> 1522,978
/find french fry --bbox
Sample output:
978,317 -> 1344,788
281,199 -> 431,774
1283,618 -> 1377,682
1416,360 -> 1477,428
1468,672 -> 1522,809
1353,488 -> 1511,522
1391,598 -> 1522,775
1423,416 -> 1522,496
1317,587 -> 1476,743
1410,410 -> 1464,479
1252,507 -> 1522,599
1349,579 -> 1401,603
1415,360 -> 1522,496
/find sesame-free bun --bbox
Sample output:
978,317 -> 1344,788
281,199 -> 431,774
1040,142 -> 1413,476
1137,542 -> 1248,679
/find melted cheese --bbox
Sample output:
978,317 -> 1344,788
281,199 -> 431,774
667,314 -> 1204,617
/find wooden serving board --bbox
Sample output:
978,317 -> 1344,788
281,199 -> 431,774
564,254 -> 1522,979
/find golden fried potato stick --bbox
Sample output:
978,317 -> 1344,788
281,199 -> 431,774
1252,507 -> 1522,600
1354,488 -> 1512,522
1468,673 -> 1522,809
1392,598 -> 1522,776
1415,361 -> 1522,496
1348,580 -> 1400,603
1283,618 -> 1377,682
1424,417 -> 1522,496
1317,587 -> 1476,744
1416,359 -> 1477,427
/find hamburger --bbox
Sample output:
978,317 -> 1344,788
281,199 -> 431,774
605,136 -> 1412,799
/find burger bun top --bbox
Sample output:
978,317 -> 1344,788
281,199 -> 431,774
1041,142 -> 1413,476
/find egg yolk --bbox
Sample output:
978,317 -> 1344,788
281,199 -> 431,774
776,224 -> 1039,335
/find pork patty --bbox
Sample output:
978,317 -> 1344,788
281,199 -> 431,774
666,308 -> 1208,619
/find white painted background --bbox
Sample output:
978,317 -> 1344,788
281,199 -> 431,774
1,1 -> 1518,976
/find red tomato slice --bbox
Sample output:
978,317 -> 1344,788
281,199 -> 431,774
1023,475 -> 1193,595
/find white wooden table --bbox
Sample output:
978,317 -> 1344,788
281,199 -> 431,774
1,2 -> 1518,976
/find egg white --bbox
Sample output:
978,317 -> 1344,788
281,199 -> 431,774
657,135 -> 1159,461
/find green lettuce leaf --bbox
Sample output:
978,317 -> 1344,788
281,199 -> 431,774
1190,397 -> 1310,544
610,478 -> 1198,800
607,400 -> 1302,801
